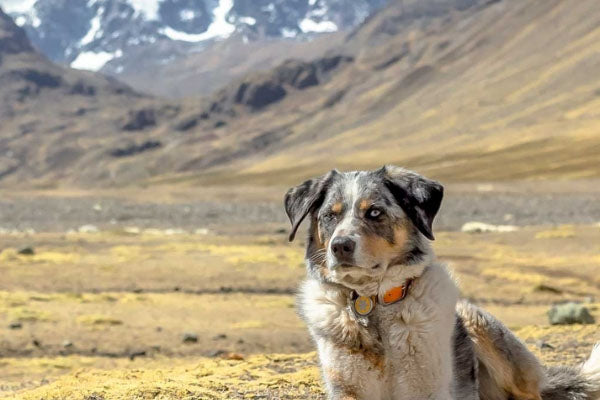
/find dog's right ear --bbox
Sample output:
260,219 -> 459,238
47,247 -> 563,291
284,170 -> 339,242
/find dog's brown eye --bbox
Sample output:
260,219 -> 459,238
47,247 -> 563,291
366,208 -> 382,219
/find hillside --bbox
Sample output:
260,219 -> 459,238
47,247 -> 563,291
116,32 -> 346,98
182,0 -> 600,185
1,0 -> 600,188
0,7 -> 189,187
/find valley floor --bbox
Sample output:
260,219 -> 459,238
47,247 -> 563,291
0,184 -> 599,398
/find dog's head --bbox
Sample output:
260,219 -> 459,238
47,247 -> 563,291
284,166 -> 443,289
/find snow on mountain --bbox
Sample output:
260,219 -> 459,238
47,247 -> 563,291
0,0 -> 387,72
158,0 -> 235,43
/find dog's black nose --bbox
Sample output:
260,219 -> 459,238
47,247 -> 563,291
331,236 -> 356,263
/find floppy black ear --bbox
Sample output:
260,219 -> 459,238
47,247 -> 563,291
381,165 -> 443,241
284,170 -> 338,242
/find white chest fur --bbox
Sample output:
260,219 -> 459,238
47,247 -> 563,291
299,262 -> 459,400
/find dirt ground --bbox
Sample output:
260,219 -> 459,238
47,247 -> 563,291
0,184 -> 599,398
2,181 -> 600,233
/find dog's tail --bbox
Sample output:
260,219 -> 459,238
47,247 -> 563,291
542,343 -> 600,400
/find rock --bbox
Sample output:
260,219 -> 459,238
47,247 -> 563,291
123,227 -> 141,234
93,203 -> 102,212
175,117 -> 198,132
69,81 -> 96,96
32,339 -> 41,347
122,109 -> 156,131
224,352 -> 244,361
62,340 -> 73,348
239,79 -> 287,110
129,350 -> 146,361
208,349 -> 226,357
9,322 -> 22,329
212,333 -> 227,340
194,228 -> 209,235
78,224 -> 99,233
110,140 -> 162,157
461,222 -> 518,233
164,229 -> 185,235
182,332 -> 199,344
548,303 -> 595,325
213,54 -> 354,113
536,340 -> 554,350
533,284 -> 563,294
17,246 -> 35,255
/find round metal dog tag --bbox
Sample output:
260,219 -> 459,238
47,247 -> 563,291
353,295 -> 374,316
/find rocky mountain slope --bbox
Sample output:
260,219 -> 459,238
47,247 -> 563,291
1,0 -> 600,187
0,3 -> 357,187
179,0 -> 600,185
0,6 -> 189,186
0,0 -> 386,75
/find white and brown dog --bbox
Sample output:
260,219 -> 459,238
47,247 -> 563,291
285,166 -> 600,400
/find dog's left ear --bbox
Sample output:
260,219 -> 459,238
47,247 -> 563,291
284,170 -> 339,242
381,165 -> 444,241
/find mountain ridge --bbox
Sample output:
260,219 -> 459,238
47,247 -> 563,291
1,0 -> 600,188
0,0 -> 386,74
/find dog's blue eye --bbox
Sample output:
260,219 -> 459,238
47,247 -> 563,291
323,212 -> 336,221
367,208 -> 382,219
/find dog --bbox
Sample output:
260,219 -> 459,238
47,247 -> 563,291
284,165 -> 600,400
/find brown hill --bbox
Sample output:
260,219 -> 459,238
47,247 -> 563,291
0,7 -> 189,187
181,0 -> 600,185
2,0 -> 600,188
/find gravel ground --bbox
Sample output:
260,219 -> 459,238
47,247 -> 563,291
0,192 -> 599,233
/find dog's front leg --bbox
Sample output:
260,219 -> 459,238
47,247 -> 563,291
317,338 -> 387,400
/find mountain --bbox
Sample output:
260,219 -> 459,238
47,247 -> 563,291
0,6 -> 189,186
153,0 -> 600,185
2,0 -> 600,188
0,0 -> 387,73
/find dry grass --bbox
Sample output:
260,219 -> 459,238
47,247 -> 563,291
1,225 -> 599,398
1,353 -> 324,400
3,336 -> 599,400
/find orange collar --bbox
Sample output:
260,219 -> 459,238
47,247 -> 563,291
352,279 -> 413,317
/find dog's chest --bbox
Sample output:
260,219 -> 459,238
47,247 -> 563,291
354,291 -> 456,397
367,296 -> 445,357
